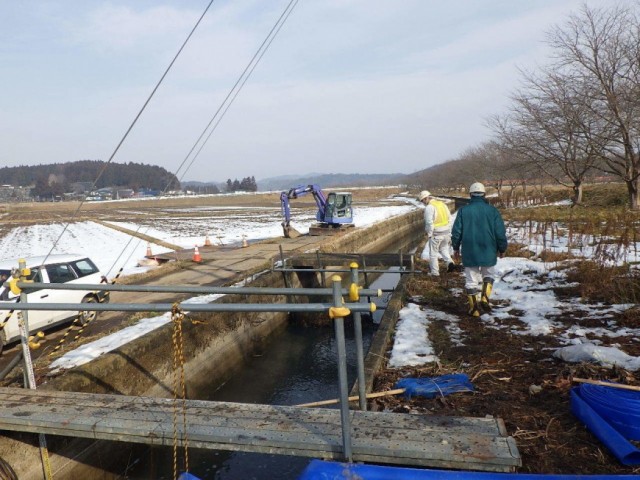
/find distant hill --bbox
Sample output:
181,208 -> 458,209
0,160 -> 180,191
257,173 -> 405,191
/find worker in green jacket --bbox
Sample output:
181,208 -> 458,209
451,182 -> 508,317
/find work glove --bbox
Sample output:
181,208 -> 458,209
498,251 -> 505,258
453,250 -> 461,264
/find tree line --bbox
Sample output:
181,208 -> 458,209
0,160 -> 180,198
412,4 -> 640,210
225,177 -> 258,192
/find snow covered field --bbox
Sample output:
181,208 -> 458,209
0,201 -> 415,278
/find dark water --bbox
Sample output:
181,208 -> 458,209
124,271 -> 400,480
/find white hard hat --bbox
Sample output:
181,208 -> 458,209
417,190 -> 431,201
469,182 -> 486,195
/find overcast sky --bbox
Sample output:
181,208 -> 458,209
0,1 -> 632,184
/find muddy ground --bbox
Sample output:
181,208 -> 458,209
372,261 -> 640,475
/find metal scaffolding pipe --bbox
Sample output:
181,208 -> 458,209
272,267 -> 416,275
350,264 -> 367,412
0,301 -> 377,314
15,282 -> 383,298
332,276 -> 352,462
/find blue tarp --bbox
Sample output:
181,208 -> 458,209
395,373 -> 474,399
571,384 -> 640,466
177,473 -> 201,480
298,460 -> 639,480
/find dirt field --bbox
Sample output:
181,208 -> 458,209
0,187 -> 405,238
372,264 -> 640,475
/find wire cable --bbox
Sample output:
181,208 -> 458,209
173,0 -> 299,184
178,0 -> 299,184
41,0 -> 217,266
102,0 -> 299,278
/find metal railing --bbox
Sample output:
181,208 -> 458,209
2,265 -> 385,462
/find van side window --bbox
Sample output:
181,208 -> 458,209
71,259 -> 99,278
46,264 -> 77,284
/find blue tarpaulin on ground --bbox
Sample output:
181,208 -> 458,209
177,473 -> 201,480
571,384 -> 640,466
297,460 -> 640,480
395,373 -> 474,399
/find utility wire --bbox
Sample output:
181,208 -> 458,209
41,0 -> 216,266
173,0 -> 299,184
103,0 -> 299,278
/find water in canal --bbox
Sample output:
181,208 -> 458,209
125,270 -> 401,480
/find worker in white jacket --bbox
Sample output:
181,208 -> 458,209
418,191 -> 454,276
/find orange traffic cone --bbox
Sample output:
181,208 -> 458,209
204,234 -> 212,247
193,245 -> 202,263
146,243 -> 152,257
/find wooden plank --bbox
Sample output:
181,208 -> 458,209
0,388 -> 520,471
0,393 -> 504,438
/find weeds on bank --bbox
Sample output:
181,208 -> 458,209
500,186 -> 640,305
565,262 -> 640,304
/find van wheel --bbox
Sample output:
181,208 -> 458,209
79,296 -> 98,326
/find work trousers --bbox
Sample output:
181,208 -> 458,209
464,266 -> 496,294
427,231 -> 453,276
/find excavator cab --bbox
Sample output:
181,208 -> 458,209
322,192 -> 352,224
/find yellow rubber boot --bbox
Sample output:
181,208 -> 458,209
467,294 -> 481,317
481,280 -> 493,311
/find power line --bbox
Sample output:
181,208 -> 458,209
42,0 -> 217,265
106,0 -> 300,277
173,0 -> 300,185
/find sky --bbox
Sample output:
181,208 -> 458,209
0,1 -> 634,183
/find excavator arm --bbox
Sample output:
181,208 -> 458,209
280,185 -> 327,238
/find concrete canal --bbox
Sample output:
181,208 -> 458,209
0,210 -> 424,479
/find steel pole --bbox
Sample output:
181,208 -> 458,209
18,261 -> 52,480
17,282 -> 382,298
350,263 -> 367,411
331,275 -> 352,462
0,301 -> 376,314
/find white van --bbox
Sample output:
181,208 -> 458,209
0,254 -> 109,347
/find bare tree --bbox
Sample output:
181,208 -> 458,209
548,4 -> 640,209
491,67 -> 604,205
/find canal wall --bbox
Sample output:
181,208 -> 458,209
0,209 -> 424,479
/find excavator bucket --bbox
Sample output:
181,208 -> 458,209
283,224 -> 302,239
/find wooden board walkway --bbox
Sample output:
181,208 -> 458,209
0,388 -> 520,472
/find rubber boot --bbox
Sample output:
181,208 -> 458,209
467,294 -> 481,317
481,278 -> 494,311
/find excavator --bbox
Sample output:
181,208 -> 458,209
280,184 -> 353,238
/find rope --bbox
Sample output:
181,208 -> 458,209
48,276 -> 109,357
171,303 -> 189,479
0,297 -> 20,336
0,456 -> 18,480
17,312 -> 53,479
